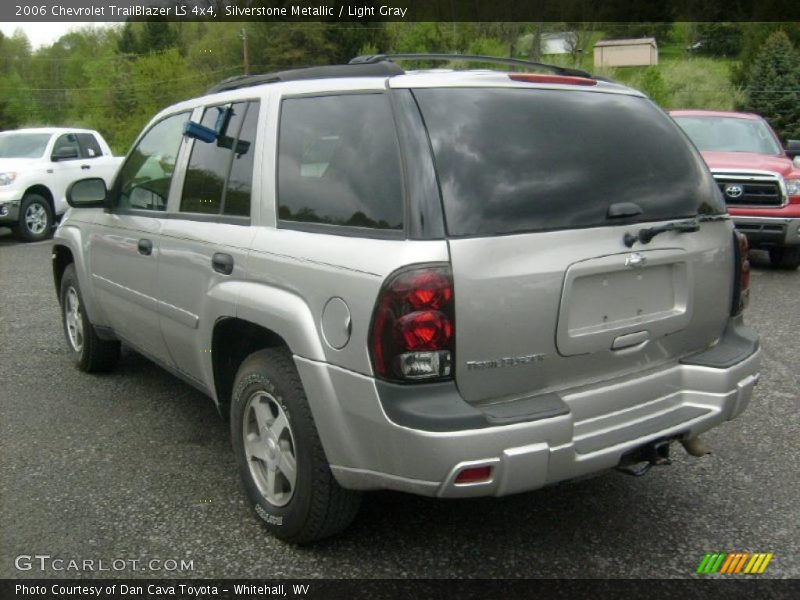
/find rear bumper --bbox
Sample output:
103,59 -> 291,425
296,322 -> 760,498
732,215 -> 800,247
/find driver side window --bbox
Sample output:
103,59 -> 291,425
116,113 -> 188,212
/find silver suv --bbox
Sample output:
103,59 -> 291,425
53,55 -> 761,543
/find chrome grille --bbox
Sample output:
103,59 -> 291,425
713,173 -> 785,207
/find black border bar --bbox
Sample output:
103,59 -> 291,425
3,579 -> 800,600
4,0 -> 800,22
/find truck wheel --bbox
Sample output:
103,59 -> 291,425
769,247 -> 800,270
231,348 -> 361,544
60,264 -> 120,372
15,193 -> 54,242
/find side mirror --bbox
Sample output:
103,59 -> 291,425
786,139 -> 800,159
66,178 -> 107,208
52,146 -> 79,161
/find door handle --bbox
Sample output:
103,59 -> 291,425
81,164 -> 91,170
212,253 -> 234,275
137,238 -> 153,256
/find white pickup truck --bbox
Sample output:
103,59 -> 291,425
0,128 -> 122,242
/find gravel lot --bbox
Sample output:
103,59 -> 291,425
1,228 -> 798,579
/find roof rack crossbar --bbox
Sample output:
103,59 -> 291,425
349,53 -> 593,79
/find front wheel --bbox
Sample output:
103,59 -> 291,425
15,193 -> 53,242
60,264 -> 120,372
769,246 -> 800,270
231,348 -> 361,544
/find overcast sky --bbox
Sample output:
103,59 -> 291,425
0,22 -> 113,49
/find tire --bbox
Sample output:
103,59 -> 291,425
769,247 -> 800,270
231,347 -> 361,544
60,264 -> 120,372
15,193 -> 54,242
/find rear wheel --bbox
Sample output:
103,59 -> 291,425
60,264 -> 120,372
769,247 -> 800,270
15,193 -> 53,242
231,348 -> 361,544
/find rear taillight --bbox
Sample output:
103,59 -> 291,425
732,231 -> 750,316
369,265 -> 455,382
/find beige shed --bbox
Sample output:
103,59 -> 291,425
593,38 -> 658,67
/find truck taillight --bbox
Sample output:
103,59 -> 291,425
369,265 -> 455,382
732,231 -> 750,316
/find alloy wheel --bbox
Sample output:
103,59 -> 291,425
242,390 -> 298,507
25,202 -> 47,235
64,287 -> 84,352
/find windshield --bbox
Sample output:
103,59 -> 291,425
0,133 -> 52,158
673,116 -> 782,155
413,88 -> 723,237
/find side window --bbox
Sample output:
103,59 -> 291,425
180,100 -> 258,218
51,133 -> 81,161
224,102 -> 258,217
116,113 -> 188,212
76,133 -> 103,159
277,94 -> 404,231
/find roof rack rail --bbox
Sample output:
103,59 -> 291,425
349,53 -> 594,79
207,61 -> 405,94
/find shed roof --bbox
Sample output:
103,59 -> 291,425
594,38 -> 657,48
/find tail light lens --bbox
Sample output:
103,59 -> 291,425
732,231 -> 750,316
369,265 -> 455,382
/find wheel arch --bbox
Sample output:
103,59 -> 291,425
23,184 -> 55,217
51,226 -> 106,326
211,317 -> 292,419
52,244 -> 75,303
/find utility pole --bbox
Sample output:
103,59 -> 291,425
240,28 -> 250,76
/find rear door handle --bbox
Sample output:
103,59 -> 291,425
81,164 -> 91,170
137,238 -> 153,256
212,253 -> 234,275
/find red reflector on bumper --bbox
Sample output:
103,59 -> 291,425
455,466 -> 493,484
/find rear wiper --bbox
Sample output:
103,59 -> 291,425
623,219 -> 700,248
696,214 -> 729,223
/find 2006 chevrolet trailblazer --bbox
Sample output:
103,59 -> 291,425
52,55 -> 761,543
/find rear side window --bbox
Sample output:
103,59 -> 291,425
180,101 -> 259,217
414,88 -> 724,237
77,133 -> 102,158
277,94 -> 404,231
51,134 -> 81,161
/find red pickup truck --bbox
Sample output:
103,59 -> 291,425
671,109 -> 800,269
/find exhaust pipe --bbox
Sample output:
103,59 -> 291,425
682,436 -> 711,457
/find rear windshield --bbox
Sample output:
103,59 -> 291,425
413,88 -> 723,237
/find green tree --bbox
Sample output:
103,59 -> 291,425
117,22 -> 139,55
694,23 -> 743,57
743,30 -> 800,140
140,19 -> 178,54
246,23 -> 335,72
638,66 -> 671,106
732,23 -> 800,86
325,22 -> 389,63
